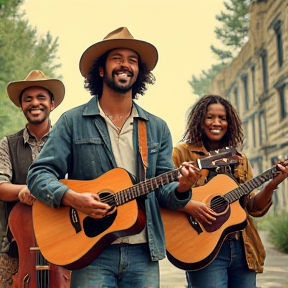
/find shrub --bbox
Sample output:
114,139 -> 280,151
268,211 -> 288,253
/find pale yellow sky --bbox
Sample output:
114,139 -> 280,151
22,0 -> 224,144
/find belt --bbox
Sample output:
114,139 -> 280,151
226,231 -> 241,241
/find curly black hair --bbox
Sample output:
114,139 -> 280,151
182,94 -> 244,148
84,49 -> 155,99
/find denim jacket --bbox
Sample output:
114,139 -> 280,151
27,96 -> 191,261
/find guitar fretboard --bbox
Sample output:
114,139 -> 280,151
114,168 -> 180,206
224,165 -> 279,203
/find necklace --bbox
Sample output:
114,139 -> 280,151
104,110 -> 132,133
105,113 -> 128,120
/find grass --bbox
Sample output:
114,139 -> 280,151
254,211 -> 288,253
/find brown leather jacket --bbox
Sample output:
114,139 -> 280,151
173,142 -> 272,273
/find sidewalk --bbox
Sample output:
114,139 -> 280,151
160,231 -> 288,288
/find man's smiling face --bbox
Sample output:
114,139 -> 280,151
100,48 -> 139,94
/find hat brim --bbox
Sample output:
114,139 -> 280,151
6,79 -> 65,108
79,39 -> 158,77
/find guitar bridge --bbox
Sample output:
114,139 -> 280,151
188,215 -> 203,234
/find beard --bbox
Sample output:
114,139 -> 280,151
23,108 -> 50,125
103,69 -> 135,94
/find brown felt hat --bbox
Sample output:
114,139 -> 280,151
6,70 -> 65,107
79,27 -> 158,77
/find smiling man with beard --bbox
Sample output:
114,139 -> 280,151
27,27 -> 199,288
0,70 -> 65,287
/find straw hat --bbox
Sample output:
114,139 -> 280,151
79,27 -> 158,77
6,70 -> 65,107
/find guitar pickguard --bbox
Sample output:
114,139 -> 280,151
83,211 -> 117,238
203,196 -> 230,233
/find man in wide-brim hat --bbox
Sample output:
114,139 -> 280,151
0,70 -> 70,288
27,27 -> 197,288
7,70 -> 64,108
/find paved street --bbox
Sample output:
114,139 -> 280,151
160,231 -> 288,288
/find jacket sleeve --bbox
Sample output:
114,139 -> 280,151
154,125 -> 191,210
27,114 -> 72,208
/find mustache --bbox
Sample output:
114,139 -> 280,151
113,67 -> 133,77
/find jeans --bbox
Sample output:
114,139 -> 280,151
71,243 -> 159,288
186,239 -> 256,288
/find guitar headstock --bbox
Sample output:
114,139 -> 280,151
197,147 -> 240,169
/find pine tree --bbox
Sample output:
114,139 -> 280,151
211,0 -> 251,63
189,0 -> 251,96
188,64 -> 225,96
0,0 -> 61,138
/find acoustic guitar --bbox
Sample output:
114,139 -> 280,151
160,160 -> 287,271
32,166 -> 182,270
8,202 -> 71,288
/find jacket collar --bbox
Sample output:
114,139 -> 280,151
82,95 -> 149,121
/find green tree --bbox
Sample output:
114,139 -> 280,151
188,63 -> 225,96
189,0 -> 251,96
211,0 -> 251,63
0,0 -> 61,138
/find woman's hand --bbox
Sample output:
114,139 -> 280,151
179,200 -> 217,225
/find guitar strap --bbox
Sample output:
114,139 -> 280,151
138,119 -> 148,180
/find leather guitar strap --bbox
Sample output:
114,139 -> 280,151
138,119 -> 148,180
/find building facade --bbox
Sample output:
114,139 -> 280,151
210,0 -> 288,214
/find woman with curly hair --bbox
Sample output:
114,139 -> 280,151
172,94 -> 288,288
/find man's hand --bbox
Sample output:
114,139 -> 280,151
18,185 -> 36,205
177,162 -> 200,192
62,189 -> 111,219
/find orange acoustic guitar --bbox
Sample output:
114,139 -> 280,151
160,160 -> 287,271
32,167 -> 182,270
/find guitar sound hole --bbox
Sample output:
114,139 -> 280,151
203,196 -> 231,233
211,196 -> 228,213
99,191 -> 116,209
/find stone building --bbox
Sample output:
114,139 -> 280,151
209,0 -> 288,213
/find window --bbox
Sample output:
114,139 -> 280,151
233,87 -> 239,112
241,74 -> 249,111
274,20 -> 284,68
251,66 -> 256,105
260,50 -> 268,92
259,111 -> 267,145
252,114 -> 256,148
278,84 -> 287,120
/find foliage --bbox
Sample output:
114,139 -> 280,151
211,0 -> 251,63
255,212 -> 288,254
188,63 -> 225,96
0,0 -> 61,139
269,212 -> 288,253
189,0 -> 251,96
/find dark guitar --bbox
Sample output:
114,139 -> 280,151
8,202 -> 71,288
32,167 -> 181,270
160,161 -> 287,271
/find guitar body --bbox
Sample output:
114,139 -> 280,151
9,202 -> 71,288
160,174 -> 248,271
32,168 -> 146,270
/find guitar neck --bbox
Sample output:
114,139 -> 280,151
114,168 -> 180,206
224,165 -> 278,203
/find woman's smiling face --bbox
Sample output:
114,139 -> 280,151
202,103 -> 228,146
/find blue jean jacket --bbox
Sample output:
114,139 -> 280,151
27,96 -> 191,261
